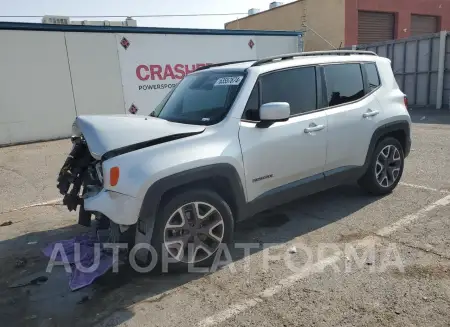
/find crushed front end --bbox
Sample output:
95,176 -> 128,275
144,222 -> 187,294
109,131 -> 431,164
56,131 -> 138,247
57,135 -> 104,227
56,133 -> 133,268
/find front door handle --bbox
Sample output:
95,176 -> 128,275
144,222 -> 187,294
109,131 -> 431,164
304,123 -> 325,133
363,109 -> 380,118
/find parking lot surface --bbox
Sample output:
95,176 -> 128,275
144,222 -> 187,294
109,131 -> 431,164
1,111 -> 450,327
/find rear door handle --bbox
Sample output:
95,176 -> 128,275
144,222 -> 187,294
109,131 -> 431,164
304,123 -> 325,133
363,109 -> 380,118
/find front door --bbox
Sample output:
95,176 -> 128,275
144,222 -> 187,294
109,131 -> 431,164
238,66 -> 328,203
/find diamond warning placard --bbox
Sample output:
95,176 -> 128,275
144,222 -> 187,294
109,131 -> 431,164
120,37 -> 130,50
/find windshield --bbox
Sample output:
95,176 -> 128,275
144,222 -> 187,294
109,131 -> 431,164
152,71 -> 245,125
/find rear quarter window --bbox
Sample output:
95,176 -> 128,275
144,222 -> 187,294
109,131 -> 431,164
363,62 -> 381,91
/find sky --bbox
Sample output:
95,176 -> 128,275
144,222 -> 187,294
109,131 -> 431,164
1,0 -> 295,29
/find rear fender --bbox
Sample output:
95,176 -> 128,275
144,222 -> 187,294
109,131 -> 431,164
363,120 -> 411,173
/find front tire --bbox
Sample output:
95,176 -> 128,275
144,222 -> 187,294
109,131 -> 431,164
358,137 -> 404,195
151,188 -> 234,271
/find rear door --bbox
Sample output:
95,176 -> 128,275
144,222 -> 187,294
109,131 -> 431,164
239,66 -> 328,202
323,62 -> 383,173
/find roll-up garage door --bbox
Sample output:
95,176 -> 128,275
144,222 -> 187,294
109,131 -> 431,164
358,11 -> 395,44
411,15 -> 438,36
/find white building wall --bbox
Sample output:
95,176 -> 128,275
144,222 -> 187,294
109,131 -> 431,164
0,30 -> 76,145
0,28 -> 300,146
254,35 -> 300,58
65,32 -> 125,116
117,33 -> 258,116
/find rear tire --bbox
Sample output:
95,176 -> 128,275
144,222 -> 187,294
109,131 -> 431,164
358,137 -> 404,195
150,188 -> 234,272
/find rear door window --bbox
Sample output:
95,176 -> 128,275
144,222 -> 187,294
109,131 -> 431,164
323,63 -> 365,106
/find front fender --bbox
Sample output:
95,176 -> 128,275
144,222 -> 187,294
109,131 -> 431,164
133,163 -> 246,263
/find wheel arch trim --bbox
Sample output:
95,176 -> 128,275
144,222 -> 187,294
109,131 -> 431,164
364,120 -> 411,172
134,163 -> 246,262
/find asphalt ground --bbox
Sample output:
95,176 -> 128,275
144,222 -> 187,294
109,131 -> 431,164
0,110 -> 449,327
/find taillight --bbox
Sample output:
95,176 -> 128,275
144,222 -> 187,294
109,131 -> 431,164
110,167 -> 120,186
404,96 -> 408,109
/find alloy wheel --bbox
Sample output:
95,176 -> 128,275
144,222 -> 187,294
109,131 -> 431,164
375,144 -> 402,188
163,202 -> 224,263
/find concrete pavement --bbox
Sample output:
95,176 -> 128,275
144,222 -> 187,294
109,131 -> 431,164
0,114 -> 450,327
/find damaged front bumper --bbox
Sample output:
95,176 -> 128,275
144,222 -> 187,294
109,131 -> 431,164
83,189 -> 141,226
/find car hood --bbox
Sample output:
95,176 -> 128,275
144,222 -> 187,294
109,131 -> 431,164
73,115 -> 205,159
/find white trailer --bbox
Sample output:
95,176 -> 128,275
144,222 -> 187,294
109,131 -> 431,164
0,22 -> 303,145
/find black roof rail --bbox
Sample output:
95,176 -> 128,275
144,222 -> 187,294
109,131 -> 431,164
251,50 -> 378,67
194,59 -> 256,72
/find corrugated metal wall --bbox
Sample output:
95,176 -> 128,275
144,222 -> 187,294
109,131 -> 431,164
352,32 -> 449,109
445,33 -> 450,108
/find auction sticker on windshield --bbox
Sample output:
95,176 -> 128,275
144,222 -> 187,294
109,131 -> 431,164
214,76 -> 244,86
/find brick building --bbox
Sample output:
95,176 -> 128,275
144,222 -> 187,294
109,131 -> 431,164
225,0 -> 450,50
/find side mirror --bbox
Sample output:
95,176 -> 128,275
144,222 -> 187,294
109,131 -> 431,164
257,102 -> 290,127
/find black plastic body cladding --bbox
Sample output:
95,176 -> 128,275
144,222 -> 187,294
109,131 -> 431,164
364,120 -> 411,166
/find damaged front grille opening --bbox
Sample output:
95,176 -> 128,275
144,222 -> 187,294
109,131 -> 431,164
57,135 -> 104,228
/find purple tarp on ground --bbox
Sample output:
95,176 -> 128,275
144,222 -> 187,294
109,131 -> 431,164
42,233 -> 115,291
